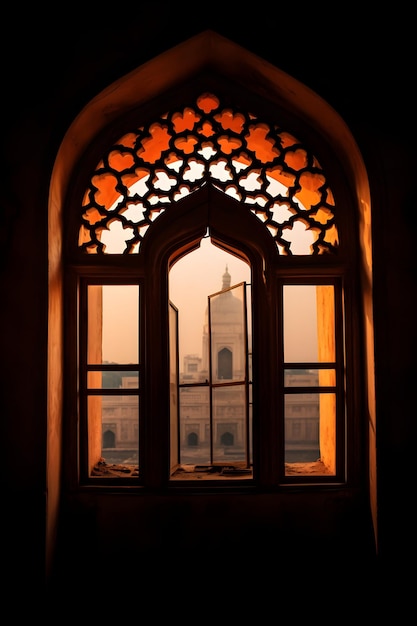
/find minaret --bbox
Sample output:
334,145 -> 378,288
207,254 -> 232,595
222,265 -> 231,290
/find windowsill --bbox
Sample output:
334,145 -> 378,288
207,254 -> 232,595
285,460 -> 332,476
170,459 -> 332,480
89,459 -> 332,480
91,461 -> 139,477
170,464 -> 253,480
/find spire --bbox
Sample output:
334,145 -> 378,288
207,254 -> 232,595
222,265 -> 231,290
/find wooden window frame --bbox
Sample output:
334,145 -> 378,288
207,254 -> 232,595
63,81 -> 362,492
65,183 -> 360,490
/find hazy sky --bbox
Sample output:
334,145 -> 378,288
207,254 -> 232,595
169,237 -> 319,364
101,238 -> 250,364
102,237 -> 319,364
169,236 -> 251,361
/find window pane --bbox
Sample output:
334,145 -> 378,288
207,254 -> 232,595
179,386 -> 210,465
87,371 -> 139,389
283,285 -> 335,363
88,285 -> 139,365
284,392 -> 336,476
284,369 -> 336,387
170,302 -> 179,470
284,392 -> 320,463
209,283 -> 246,381
169,247 -> 252,478
212,385 -> 247,464
88,394 -> 139,472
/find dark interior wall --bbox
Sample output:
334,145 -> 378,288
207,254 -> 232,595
51,490 -> 376,589
367,129 -> 416,562
1,13 -> 415,594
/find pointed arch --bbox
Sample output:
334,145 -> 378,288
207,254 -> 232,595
47,30 -> 377,553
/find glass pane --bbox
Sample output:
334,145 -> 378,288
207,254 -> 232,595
209,283 -> 246,382
88,394 -> 139,471
169,245 -> 252,477
284,369 -> 336,387
284,392 -> 336,476
87,371 -> 139,389
88,285 -> 139,365
212,385 -> 247,464
179,386 -> 210,465
169,238 -> 251,367
169,302 -> 179,470
283,285 -> 335,363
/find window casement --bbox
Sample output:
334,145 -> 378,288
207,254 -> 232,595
65,89 -> 360,490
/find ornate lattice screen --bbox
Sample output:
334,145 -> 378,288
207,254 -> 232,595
79,93 -> 338,255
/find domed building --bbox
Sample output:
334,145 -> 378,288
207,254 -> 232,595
201,265 -> 248,382
179,266 -> 251,466
179,266 -> 320,467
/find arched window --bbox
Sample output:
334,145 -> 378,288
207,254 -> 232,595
102,430 -> 115,449
187,432 -> 199,447
218,348 -> 233,381
61,34 -> 370,495
221,432 -> 234,447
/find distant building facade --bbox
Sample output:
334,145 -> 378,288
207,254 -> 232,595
101,376 -> 139,464
101,268 -> 320,465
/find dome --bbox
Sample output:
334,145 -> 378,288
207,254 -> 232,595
204,266 -> 244,324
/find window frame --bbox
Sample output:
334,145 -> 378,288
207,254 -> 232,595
64,85 -> 363,492
79,276 -> 143,486
276,275 -> 347,484
171,279 -> 252,477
